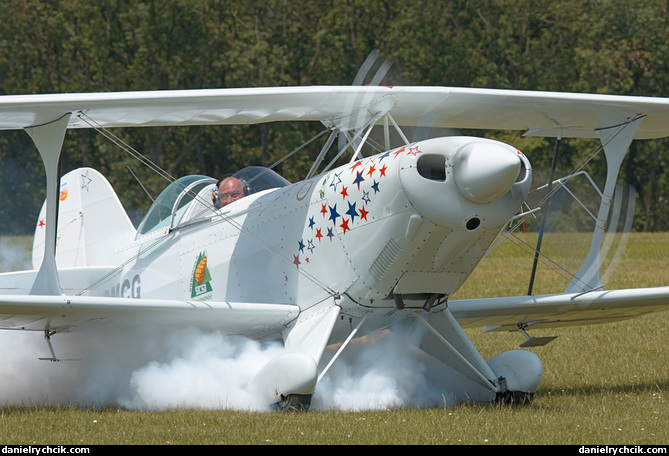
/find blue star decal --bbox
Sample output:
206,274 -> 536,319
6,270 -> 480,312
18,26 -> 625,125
307,239 -> 315,253
298,239 -> 305,253
308,216 -> 316,230
371,180 -> 380,193
328,204 -> 340,224
346,201 -> 358,223
80,170 -> 93,192
329,172 -> 342,192
353,170 -> 365,190
362,190 -> 371,204
327,227 -> 334,240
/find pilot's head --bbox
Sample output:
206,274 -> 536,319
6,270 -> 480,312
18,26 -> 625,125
213,176 -> 246,209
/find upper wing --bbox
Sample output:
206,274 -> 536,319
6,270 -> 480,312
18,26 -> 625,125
2,86 -> 669,139
449,286 -> 669,332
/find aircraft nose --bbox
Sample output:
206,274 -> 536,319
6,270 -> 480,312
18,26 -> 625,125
453,142 -> 522,203
398,137 -> 531,230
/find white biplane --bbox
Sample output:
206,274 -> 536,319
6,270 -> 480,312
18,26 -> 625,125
1,85 -> 669,410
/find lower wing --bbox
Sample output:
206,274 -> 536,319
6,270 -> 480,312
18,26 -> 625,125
0,294 -> 299,336
450,286 -> 669,332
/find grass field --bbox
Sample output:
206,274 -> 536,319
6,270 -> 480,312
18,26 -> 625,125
0,232 -> 667,445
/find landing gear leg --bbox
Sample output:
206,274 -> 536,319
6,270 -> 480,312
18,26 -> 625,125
495,385 -> 535,406
495,390 -> 535,406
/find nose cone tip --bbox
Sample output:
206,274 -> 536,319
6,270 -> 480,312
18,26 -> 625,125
454,143 -> 521,203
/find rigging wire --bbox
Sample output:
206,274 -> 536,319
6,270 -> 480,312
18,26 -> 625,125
527,130 -> 561,295
489,115 -> 645,293
74,112 -> 339,298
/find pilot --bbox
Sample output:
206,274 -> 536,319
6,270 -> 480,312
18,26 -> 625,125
212,176 -> 247,209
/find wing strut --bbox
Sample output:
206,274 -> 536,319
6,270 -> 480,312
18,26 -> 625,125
527,129 -> 562,295
27,113 -> 72,296
565,116 -> 644,293
317,314 -> 367,383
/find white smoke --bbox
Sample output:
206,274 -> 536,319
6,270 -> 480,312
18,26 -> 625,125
0,237 -> 32,272
313,322 -> 435,410
117,330 -> 287,411
0,317 -> 486,411
311,320 -> 490,410
0,327 -> 279,411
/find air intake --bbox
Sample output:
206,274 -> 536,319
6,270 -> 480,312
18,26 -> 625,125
417,154 -> 446,181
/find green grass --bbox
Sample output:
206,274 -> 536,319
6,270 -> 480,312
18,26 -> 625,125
0,233 -> 667,444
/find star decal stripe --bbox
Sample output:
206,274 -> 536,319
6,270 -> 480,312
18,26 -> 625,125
291,144 -> 421,268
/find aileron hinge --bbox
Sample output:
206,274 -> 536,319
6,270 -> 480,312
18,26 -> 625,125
39,329 -> 80,362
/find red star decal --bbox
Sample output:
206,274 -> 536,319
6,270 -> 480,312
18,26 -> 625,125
340,186 -> 349,199
379,165 -> 387,177
407,145 -> 422,157
38,219 -> 45,228
293,255 -> 301,267
315,228 -> 323,241
359,206 -> 369,221
367,165 -> 376,177
320,203 -> 328,217
340,218 -> 350,234
393,146 -> 406,158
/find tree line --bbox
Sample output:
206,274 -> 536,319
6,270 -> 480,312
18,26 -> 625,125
1,0 -> 669,234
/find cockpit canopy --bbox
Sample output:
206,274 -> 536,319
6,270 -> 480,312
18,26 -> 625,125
135,166 -> 290,238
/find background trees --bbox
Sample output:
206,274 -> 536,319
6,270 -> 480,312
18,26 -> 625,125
1,0 -> 668,232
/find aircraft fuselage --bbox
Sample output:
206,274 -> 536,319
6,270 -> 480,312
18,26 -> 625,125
112,136 -> 530,337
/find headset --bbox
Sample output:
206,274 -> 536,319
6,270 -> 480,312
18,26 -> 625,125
211,174 -> 251,209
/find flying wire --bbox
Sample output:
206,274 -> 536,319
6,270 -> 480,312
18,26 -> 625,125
488,115 -> 645,293
74,111 -> 339,298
